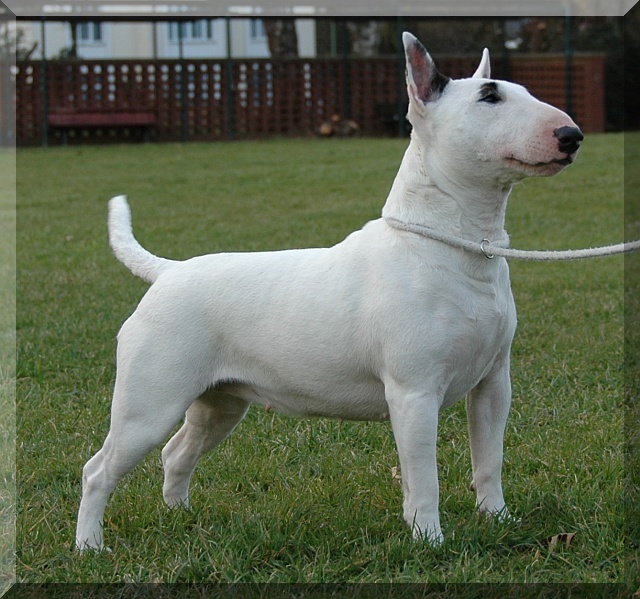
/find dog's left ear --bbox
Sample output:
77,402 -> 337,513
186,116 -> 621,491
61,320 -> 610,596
472,48 -> 491,79
403,32 -> 450,115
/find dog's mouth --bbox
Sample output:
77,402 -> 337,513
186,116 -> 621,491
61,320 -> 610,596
506,154 -> 574,174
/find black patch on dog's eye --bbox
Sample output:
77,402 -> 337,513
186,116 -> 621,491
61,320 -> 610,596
478,82 -> 502,104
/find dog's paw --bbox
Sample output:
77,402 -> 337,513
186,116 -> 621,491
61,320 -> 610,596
478,505 -> 520,526
164,496 -> 191,509
498,509 -> 521,526
411,521 -> 444,546
76,541 -> 112,554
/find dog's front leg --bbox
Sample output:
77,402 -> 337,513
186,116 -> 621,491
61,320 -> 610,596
386,388 -> 443,545
466,354 -> 512,519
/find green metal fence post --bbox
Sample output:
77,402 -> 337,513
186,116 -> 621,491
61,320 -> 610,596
41,17 -> 48,147
565,12 -> 574,119
225,16 -> 235,140
178,21 -> 188,142
341,21 -> 350,121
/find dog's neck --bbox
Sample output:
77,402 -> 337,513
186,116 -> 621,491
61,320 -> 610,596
381,136 -> 510,244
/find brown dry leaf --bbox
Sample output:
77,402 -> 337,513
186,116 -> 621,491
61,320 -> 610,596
548,532 -> 576,551
391,466 -> 402,486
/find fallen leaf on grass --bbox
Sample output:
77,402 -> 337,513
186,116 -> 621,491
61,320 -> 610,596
391,466 -> 402,486
548,532 -> 576,551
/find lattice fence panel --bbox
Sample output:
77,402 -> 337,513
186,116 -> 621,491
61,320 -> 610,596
14,54 -> 605,146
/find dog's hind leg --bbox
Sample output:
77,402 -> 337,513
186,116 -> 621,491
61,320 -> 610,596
76,321 -> 212,551
161,391 -> 249,508
76,384 -> 196,551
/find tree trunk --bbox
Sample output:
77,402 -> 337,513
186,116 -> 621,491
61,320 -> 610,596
264,19 -> 299,58
69,21 -> 78,58
346,21 -> 382,57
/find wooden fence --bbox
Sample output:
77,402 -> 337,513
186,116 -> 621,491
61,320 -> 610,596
14,53 -> 605,146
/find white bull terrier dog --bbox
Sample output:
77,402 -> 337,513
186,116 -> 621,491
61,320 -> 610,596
76,32 -> 583,550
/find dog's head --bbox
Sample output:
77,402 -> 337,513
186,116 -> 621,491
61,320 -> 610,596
403,32 -> 583,186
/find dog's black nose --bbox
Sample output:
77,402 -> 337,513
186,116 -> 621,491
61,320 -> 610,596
554,126 -> 584,154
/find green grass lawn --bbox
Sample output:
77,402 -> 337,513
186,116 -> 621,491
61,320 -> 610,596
15,134 -> 629,584
625,131 -> 640,593
1,148 -> 16,595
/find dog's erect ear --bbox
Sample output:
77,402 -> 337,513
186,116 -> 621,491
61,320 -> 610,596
472,48 -> 491,79
402,32 -> 449,114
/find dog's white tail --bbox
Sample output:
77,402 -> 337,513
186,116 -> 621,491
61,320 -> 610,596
108,196 -> 178,284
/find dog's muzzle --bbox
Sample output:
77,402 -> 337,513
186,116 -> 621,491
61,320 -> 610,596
554,126 -> 584,155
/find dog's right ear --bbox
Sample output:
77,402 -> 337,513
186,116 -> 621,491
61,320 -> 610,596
472,48 -> 491,79
402,32 -> 450,116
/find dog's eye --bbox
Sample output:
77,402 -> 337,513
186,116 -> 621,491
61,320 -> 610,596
479,92 -> 502,104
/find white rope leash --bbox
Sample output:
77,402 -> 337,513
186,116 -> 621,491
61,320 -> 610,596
384,217 -> 640,261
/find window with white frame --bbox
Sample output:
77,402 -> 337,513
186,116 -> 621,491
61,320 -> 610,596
250,19 -> 266,41
68,21 -> 111,58
247,19 -> 269,57
168,20 -> 216,43
77,22 -> 103,45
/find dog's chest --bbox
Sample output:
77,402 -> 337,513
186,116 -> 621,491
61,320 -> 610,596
436,273 -> 515,405
383,256 -> 516,407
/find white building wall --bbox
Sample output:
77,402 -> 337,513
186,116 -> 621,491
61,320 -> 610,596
74,22 -> 113,59
23,20 -> 66,59
19,19 -> 316,60
155,19 -> 228,59
296,19 -> 316,58
112,23 -> 154,59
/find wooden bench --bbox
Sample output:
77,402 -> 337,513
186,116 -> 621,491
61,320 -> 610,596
48,111 -> 157,144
